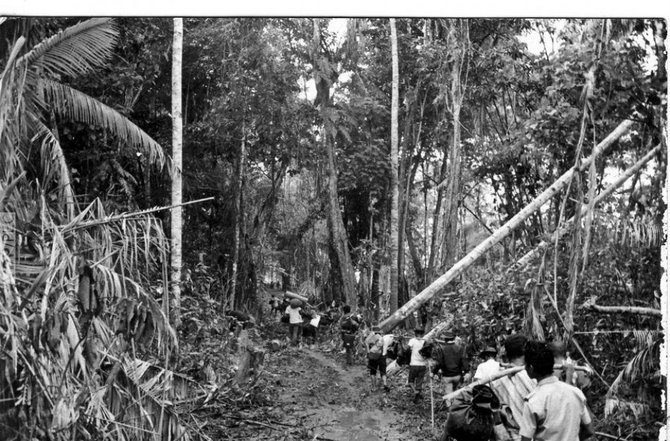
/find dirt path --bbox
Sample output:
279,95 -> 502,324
293,348 -> 405,441
203,322 -> 448,440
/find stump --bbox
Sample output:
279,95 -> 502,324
234,329 -> 266,385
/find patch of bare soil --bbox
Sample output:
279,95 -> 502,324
201,319 -> 448,440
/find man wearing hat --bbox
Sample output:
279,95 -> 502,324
431,330 -> 470,399
474,346 -> 500,381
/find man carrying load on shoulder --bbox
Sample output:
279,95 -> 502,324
490,334 -> 535,441
285,298 -> 303,347
549,341 -> 593,390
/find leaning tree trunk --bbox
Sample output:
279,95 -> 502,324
170,17 -> 183,327
389,18 -> 400,313
379,117 -> 637,333
511,144 -> 662,271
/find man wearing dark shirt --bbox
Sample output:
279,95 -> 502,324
432,331 -> 470,400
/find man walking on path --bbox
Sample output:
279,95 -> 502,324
520,341 -> 594,441
474,346 -> 500,381
365,325 -> 390,392
431,331 -> 470,400
407,327 -> 429,404
340,305 -> 360,366
285,299 -> 303,346
549,341 -> 592,390
269,294 -> 281,318
490,334 -> 536,441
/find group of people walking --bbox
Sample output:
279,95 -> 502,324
352,319 -> 594,441
273,294 -> 594,440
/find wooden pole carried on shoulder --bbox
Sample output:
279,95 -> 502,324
443,366 -> 526,401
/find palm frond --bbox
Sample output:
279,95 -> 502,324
0,38 -> 27,182
604,397 -> 649,418
605,215 -> 664,248
42,79 -> 166,167
33,121 -> 77,220
19,18 -> 118,79
607,332 -> 660,397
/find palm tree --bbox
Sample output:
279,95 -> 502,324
2,17 -> 164,220
0,18 -> 193,440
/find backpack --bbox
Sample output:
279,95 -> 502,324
419,342 -> 434,359
396,341 -> 411,366
367,333 -> 383,360
341,314 -> 358,333
386,340 -> 399,360
342,333 -> 356,348
444,385 -> 500,441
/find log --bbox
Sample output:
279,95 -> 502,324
499,362 -> 592,373
584,303 -> 661,318
424,315 -> 453,341
284,290 -> 309,303
443,366 -> 526,401
511,144 -> 662,271
380,116 -> 636,333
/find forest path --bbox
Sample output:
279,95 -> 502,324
288,347 -> 404,441
203,319 -> 447,440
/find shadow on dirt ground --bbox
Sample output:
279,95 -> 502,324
201,316 -> 449,440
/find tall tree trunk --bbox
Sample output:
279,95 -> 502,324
427,140 -> 448,280
170,18 -> 183,327
441,21 -> 468,270
311,19 -> 357,308
389,18 -> 400,313
379,117 -> 637,332
406,223 -> 425,283
230,124 -> 246,310
325,135 -> 357,307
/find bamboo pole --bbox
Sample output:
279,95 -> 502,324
511,144 -> 662,271
379,117 -> 636,333
443,366 -> 525,401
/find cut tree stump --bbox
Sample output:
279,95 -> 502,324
234,329 -> 265,385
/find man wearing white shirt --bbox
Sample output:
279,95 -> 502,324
407,327 -> 428,404
474,346 -> 500,381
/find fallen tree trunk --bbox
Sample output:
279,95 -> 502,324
379,117 -> 637,333
583,303 -> 661,318
284,290 -> 309,303
424,314 -> 453,341
511,143 -> 662,271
